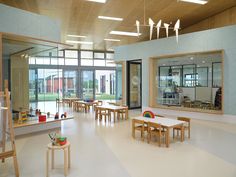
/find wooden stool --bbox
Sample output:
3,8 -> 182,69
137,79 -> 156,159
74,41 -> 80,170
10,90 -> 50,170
46,141 -> 71,177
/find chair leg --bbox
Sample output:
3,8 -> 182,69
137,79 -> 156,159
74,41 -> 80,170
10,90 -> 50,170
188,128 -> 190,139
141,130 -> 143,140
173,129 -> 175,139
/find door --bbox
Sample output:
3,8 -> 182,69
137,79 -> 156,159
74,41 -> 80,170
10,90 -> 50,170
127,60 -> 142,109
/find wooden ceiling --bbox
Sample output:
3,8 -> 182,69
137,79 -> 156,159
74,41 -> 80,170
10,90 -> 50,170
1,0 -> 236,50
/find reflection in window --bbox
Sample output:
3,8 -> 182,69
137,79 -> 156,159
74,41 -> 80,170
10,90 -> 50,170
65,58 -> 78,65
196,67 -> 208,87
106,53 -> 114,59
94,60 -> 105,66
94,52 -> 105,59
81,51 -> 93,59
81,59 -> 93,66
106,60 -> 116,67
65,50 -> 78,58
212,62 -> 222,88
155,52 -> 223,111
183,65 -> 195,87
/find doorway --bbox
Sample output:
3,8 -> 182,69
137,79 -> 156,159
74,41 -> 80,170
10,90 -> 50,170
127,60 -> 142,109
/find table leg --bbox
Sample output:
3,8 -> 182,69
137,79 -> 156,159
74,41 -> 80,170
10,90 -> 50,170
181,125 -> 184,142
46,149 -> 49,177
166,128 -> 170,148
51,149 -> 54,169
64,148 -> 68,176
113,111 -> 116,122
125,108 -> 128,120
68,145 -> 71,169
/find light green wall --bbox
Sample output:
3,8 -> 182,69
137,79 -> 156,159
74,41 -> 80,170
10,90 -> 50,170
114,25 -> 236,115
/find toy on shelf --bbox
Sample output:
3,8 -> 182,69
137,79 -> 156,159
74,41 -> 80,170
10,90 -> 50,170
18,111 -> 28,124
54,112 -> 59,119
61,112 -> 67,119
35,109 -> 41,116
39,115 -> 46,122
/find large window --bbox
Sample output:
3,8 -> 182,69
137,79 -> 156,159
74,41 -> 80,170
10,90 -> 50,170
29,50 -> 117,101
95,70 -> 116,100
152,51 -> 223,112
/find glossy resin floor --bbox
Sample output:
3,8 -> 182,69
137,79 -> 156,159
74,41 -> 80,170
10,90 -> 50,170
1,108 -> 236,177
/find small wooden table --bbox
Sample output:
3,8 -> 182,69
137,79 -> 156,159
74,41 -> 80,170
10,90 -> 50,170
62,98 -> 82,107
46,141 -> 71,177
76,100 -> 98,112
132,116 -> 185,147
95,105 -> 128,122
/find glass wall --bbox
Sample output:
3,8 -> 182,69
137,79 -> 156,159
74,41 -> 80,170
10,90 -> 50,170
28,50 -> 117,101
63,71 -> 77,98
155,51 -> 223,111
95,70 -> 116,100
82,70 -> 94,99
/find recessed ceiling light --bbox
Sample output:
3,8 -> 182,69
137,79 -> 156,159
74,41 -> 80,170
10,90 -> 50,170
86,0 -> 106,3
178,0 -> 208,5
98,16 -> 123,21
110,31 -> 141,37
190,57 -> 194,60
104,38 -> 121,42
66,40 -> 93,45
202,61 -> 206,63
67,34 -> 86,38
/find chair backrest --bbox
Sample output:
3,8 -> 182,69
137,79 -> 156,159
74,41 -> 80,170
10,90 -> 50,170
147,122 -> 162,130
132,119 -> 144,126
177,117 -> 190,126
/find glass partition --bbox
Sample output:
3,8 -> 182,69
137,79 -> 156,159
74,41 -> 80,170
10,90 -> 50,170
153,51 -> 223,112
95,70 -> 116,100
2,38 -> 60,114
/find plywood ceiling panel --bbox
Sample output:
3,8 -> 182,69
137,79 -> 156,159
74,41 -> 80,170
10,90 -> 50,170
1,0 -> 236,50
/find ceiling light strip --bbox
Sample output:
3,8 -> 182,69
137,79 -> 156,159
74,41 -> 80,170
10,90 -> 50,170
86,0 -> 106,3
104,38 -> 121,42
67,35 -> 86,38
178,0 -> 208,5
110,31 -> 141,37
66,40 -> 93,45
98,16 -> 123,21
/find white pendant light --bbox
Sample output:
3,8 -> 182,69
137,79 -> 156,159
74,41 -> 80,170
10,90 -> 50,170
156,20 -> 162,39
174,19 -> 180,43
164,23 -> 170,37
149,18 -> 155,40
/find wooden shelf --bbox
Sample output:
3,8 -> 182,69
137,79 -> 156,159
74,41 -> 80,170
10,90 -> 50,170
14,116 -> 73,128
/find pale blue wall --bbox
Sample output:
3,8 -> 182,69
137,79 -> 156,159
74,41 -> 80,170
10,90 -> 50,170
0,4 -> 60,41
114,25 -> 236,115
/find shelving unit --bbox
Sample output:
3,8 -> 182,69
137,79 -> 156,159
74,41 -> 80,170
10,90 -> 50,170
13,116 -> 73,136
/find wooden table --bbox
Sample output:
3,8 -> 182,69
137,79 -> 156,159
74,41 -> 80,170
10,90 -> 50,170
75,100 -> 98,112
132,116 -> 185,147
95,105 -> 128,122
62,98 -> 82,107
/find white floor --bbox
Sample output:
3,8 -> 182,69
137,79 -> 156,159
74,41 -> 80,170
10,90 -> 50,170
1,108 -> 236,177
